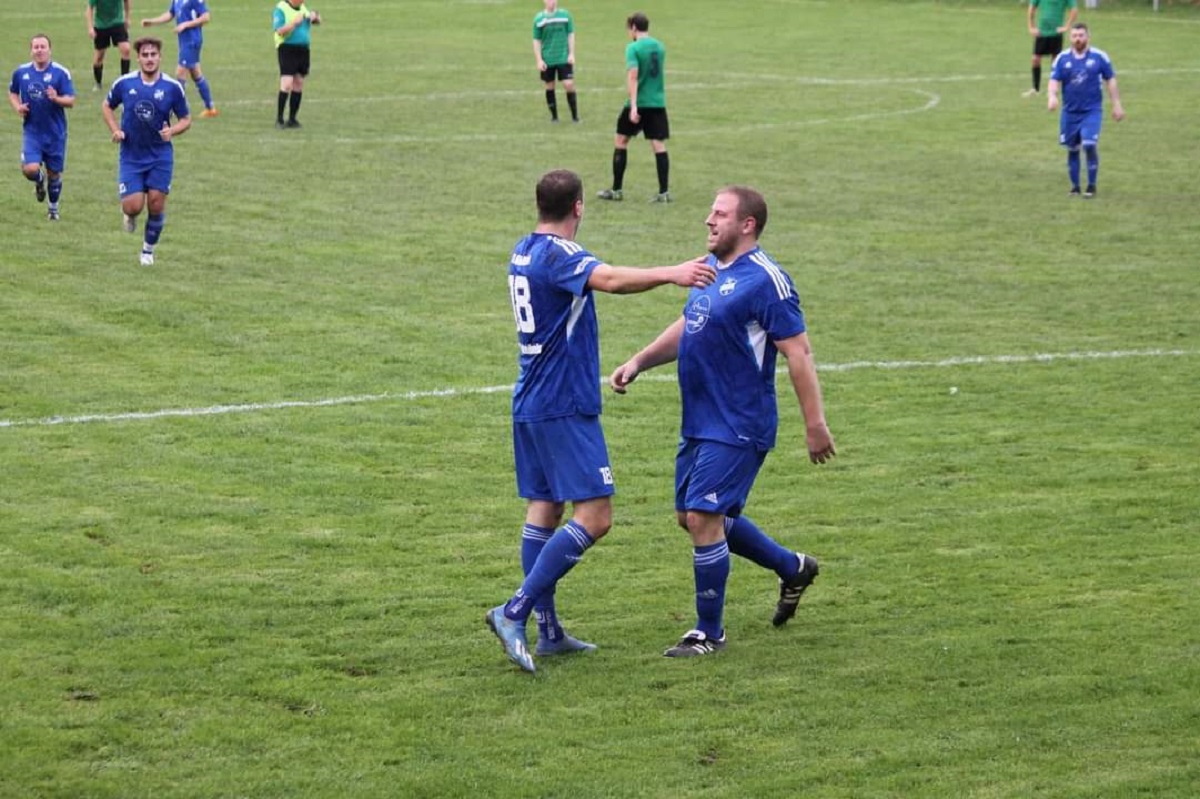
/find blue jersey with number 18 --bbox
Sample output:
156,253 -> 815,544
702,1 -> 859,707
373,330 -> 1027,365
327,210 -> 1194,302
508,233 -> 603,422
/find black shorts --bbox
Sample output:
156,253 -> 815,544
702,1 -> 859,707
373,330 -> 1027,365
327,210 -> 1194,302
278,44 -> 311,77
615,106 -> 669,141
93,25 -> 129,50
1034,34 -> 1064,57
540,63 -> 574,83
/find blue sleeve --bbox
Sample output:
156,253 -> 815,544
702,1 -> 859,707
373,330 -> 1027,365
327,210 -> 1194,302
173,85 -> 190,118
553,248 -> 600,297
758,276 -> 806,341
7,70 -> 17,96
273,8 -> 285,29
106,80 -> 122,109
60,69 -> 75,98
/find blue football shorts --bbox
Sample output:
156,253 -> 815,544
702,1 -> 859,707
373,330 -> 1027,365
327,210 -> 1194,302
118,160 -> 173,197
21,132 -> 66,173
675,437 -> 768,518
513,414 -> 615,503
178,41 -> 203,69
1059,109 -> 1103,149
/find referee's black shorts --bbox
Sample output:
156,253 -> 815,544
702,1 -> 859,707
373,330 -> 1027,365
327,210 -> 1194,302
278,44 -> 310,77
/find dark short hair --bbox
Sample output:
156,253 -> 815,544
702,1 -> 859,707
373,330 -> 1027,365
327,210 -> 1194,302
1071,21 -> 1089,33
31,33 -> 52,48
536,169 -> 583,222
627,12 -> 650,32
720,186 -> 768,238
134,37 -> 163,55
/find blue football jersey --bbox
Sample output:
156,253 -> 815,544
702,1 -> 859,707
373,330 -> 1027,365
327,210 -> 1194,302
9,61 -> 74,141
677,247 -> 806,450
1051,47 -> 1115,114
106,73 -> 189,165
508,233 -> 603,422
171,0 -> 208,48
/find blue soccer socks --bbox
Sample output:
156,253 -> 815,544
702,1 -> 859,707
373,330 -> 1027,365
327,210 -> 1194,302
195,76 -> 214,110
724,515 -> 797,578
504,520 -> 593,622
144,212 -> 166,247
693,540 -> 730,639
1067,149 -> 1082,190
520,523 -> 564,640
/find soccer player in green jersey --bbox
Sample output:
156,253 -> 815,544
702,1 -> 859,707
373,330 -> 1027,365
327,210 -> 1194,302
1024,0 -> 1077,98
86,0 -> 132,91
533,0 -> 578,123
597,12 -> 671,203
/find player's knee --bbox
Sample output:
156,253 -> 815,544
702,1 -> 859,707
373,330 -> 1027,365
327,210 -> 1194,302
675,511 -> 689,531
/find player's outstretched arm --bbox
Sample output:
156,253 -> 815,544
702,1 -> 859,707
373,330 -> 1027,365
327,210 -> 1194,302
587,257 -> 714,295
142,12 -> 172,27
609,317 -> 685,394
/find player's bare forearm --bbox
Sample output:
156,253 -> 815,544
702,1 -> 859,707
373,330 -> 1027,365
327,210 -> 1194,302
778,332 -> 836,462
610,318 -> 684,393
587,258 -> 713,294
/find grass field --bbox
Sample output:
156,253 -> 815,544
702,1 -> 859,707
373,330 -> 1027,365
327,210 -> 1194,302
3,1 -> 1199,797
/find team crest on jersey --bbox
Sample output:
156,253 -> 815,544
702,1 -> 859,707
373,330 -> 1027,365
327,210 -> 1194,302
718,277 -> 737,296
154,89 -> 165,101
685,295 -> 711,333
134,100 -> 157,123
44,73 -> 53,82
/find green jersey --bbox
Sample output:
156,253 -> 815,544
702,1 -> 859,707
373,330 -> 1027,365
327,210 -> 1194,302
625,36 -> 666,108
89,0 -> 127,29
533,9 -> 574,67
1031,0 -> 1076,37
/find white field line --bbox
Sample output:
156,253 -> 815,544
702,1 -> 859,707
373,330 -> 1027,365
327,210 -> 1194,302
0,348 -> 1190,430
220,66 -> 1200,106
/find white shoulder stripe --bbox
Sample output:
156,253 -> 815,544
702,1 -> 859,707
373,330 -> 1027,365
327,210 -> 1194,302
750,251 -> 792,300
551,236 -> 583,255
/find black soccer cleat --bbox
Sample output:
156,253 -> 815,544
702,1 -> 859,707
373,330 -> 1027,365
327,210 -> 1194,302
663,629 -> 726,658
1069,186 -> 1081,197
1083,185 -> 1096,199
772,553 -> 819,627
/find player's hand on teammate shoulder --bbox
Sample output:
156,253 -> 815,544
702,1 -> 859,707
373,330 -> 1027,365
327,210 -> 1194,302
674,256 -> 715,288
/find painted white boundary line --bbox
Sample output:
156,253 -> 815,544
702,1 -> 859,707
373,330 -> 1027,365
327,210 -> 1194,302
0,348 -> 1189,430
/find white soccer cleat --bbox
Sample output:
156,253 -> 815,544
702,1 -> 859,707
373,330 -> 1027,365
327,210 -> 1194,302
140,251 -> 155,267
123,213 -> 137,233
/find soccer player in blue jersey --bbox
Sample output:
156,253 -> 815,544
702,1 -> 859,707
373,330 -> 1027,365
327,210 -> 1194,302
610,186 -> 836,658
9,34 -> 75,222
101,37 -> 191,266
142,0 -> 218,117
1047,23 -> 1124,198
485,169 -> 716,673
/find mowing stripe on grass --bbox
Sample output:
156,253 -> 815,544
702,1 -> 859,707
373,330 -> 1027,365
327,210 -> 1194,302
0,349 -> 1190,430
